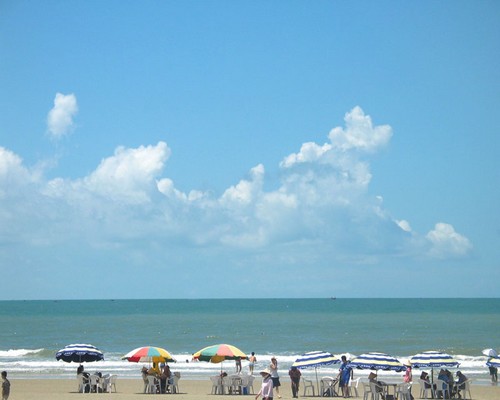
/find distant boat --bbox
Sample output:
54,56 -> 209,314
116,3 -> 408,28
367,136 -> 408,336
330,296 -> 336,300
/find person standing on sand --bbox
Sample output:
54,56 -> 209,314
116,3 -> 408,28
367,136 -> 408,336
249,352 -> 257,375
2,371 -> 10,400
403,361 -> 413,399
337,355 -> 352,398
236,357 -> 242,374
256,369 -> 273,400
269,357 -> 281,398
288,366 -> 301,398
488,358 -> 498,384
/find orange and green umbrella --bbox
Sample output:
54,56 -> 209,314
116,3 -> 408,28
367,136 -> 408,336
192,343 -> 247,364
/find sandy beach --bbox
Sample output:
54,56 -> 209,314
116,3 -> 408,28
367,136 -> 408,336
9,377 -> 500,400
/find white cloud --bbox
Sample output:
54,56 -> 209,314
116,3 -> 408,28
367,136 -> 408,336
397,219 -> 412,232
220,164 -> 264,208
280,142 -> 332,168
47,93 -> 78,139
426,222 -> 473,258
328,106 -> 392,152
83,142 -> 171,204
0,106 -> 474,294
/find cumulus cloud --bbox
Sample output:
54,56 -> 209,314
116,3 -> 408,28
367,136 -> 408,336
426,223 -> 473,258
83,142 -> 171,204
47,93 -> 78,139
0,106 -> 473,275
281,106 -> 392,171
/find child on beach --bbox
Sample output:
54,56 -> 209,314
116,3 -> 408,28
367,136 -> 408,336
1,371 -> 10,400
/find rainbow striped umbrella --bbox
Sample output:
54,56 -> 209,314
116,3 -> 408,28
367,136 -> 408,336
122,346 -> 176,363
192,343 -> 247,364
349,352 -> 405,372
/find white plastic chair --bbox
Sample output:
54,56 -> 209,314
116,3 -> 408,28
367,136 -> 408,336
369,382 -> 385,400
229,375 -> 243,395
362,382 -> 372,400
456,379 -> 472,400
171,372 -> 181,394
147,375 -> 160,394
436,379 -> 450,400
210,376 -> 222,394
108,375 -> 117,393
89,375 -> 103,393
395,383 -> 411,400
418,378 -> 436,399
239,374 -> 254,395
348,377 -> 360,397
320,376 -> 335,397
246,374 -> 255,394
77,374 -> 89,393
221,375 -> 231,395
302,377 -> 315,396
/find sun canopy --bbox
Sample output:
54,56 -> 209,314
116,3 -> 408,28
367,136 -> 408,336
349,352 -> 405,372
122,346 -> 176,363
292,351 -> 339,369
410,351 -> 459,368
56,343 -> 104,363
192,344 -> 247,364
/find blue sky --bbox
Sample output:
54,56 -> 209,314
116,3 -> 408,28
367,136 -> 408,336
0,1 -> 499,299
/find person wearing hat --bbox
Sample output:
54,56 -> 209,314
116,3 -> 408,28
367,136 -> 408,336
269,357 -> 282,398
403,360 -> 413,399
256,369 -> 273,400
403,361 -> 412,383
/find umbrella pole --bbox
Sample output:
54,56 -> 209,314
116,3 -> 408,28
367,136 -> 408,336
315,367 -> 319,397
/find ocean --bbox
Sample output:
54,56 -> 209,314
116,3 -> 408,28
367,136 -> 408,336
0,298 -> 498,384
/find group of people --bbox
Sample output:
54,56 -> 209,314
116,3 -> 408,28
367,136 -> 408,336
141,362 -> 176,394
255,355 -> 354,400
76,364 -> 111,393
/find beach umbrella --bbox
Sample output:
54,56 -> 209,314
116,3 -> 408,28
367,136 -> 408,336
486,356 -> 500,368
192,343 -> 247,363
349,352 -> 405,373
122,346 -> 176,363
56,343 -> 104,363
192,343 -> 247,372
482,348 -> 498,357
292,351 -> 340,395
410,351 -> 459,383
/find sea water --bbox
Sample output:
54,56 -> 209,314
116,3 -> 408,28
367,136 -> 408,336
0,298 -> 498,384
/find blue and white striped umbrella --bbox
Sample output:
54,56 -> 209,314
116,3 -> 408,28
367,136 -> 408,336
292,351 -> 340,369
409,351 -> 459,368
349,352 -> 405,372
410,351 -> 459,384
56,343 -> 104,363
293,351 -> 340,394
487,357 -> 500,368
